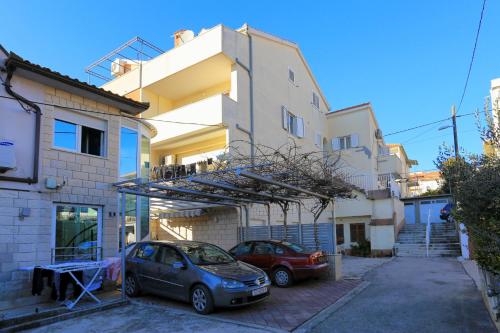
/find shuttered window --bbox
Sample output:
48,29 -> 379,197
281,106 -> 304,138
312,92 -> 320,109
332,134 -> 359,151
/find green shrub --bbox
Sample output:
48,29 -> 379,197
351,239 -> 371,257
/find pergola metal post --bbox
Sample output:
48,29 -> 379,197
120,192 -> 126,301
266,204 -> 271,239
332,199 -> 337,254
244,205 -> 250,241
298,203 -> 303,244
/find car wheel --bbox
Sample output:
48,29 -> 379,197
125,273 -> 141,297
191,285 -> 214,315
273,267 -> 293,288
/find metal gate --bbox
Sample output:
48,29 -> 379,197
239,223 -> 335,254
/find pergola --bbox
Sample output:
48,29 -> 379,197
114,144 -> 354,299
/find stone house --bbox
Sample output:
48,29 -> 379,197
0,46 -> 153,309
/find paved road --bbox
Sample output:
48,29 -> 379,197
311,257 -> 496,333
26,303 -> 277,333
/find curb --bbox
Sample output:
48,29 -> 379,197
130,299 -> 287,333
292,281 -> 370,333
0,299 -> 127,333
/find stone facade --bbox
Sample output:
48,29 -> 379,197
0,86 -> 147,309
152,207 -> 240,250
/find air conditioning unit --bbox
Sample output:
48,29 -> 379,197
111,59 -> 126,77
375,129 -> 383,140
0,139 -> 16,173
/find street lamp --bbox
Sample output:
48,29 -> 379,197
438,105 -> 459,158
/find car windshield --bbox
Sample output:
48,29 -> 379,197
178,243 -> 235,265
281,241 -> 309,253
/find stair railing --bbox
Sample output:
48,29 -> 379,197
425,209 -> 431,257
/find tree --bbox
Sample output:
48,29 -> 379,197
435,104 -> 500,273
217,140 -> 354,249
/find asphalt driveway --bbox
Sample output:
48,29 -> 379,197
310,257 -> 497,333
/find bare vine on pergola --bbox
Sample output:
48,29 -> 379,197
212,140 -> 355,249
120,139 -> 355,251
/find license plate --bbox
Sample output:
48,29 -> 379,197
251,287 -> 267,296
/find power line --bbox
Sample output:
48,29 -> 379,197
384,117 -> 450,137
384,112 -> 475,137
457,0 -> 487,113
0,95 -> 223,127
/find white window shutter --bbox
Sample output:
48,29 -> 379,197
281,106 -> 288,130
296,117 -> 304,138
315,133 -> 321,147
351,133 -> 359,147
332,137 -> 341,151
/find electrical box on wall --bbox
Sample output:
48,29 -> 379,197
0,139 -> 16,173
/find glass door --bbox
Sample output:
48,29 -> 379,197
52,204 -> 102,263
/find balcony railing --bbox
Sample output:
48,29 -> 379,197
341,173 -> 401,198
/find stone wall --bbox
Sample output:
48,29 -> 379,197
0,86 -> 127,310
153,207 -> 240,250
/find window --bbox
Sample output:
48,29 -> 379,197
157,246 -> 183,265
340,136 -> 351,150
288,68 -> 295,83
253,242 -> 274,255
336,224 -> 344,245
332,134 -> 359,151
54,120 -> 77,150
53,204 -> 101,262
81,126 -> 104,156
312,92 -> 320,109
315,133 -> 322,148
135,243 -> 159,261
178,243 -> 235,265
120,127 -> 138,179
350,223 -> 366,243
140,135 -> 150,180
281,106 -> 304,138
230,242 -> 252,256
53,119 -> 105,157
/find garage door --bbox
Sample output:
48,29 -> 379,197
404,203 -> 416,224
419,199 -> 449,223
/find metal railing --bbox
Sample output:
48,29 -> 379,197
51,246 -> 102,264
425,209 -> 431,257
341,173 -> 401,195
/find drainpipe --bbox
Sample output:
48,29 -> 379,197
0,65 -> 41,184
235,25 -> 255,163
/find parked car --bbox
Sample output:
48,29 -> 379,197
125,240 -> 270,314
229,240 -> 329,288
440,203 -> 454,221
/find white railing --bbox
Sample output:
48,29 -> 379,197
341,173 -> 401,196
425,209 -> 431,257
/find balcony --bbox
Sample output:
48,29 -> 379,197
342,173 -> 401,199
149,94 -> 235,146
378,153 -> 404,177
101,25 -> 236,97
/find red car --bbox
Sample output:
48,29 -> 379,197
229,240 -> 329,287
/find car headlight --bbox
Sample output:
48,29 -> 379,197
221,278 -> 245,289
264,273 -> 270,283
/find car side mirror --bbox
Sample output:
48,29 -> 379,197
173,261 -> 186,270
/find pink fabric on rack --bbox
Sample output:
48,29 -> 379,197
104,257 -> 121,282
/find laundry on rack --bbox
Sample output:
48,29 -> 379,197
32,267 -> 53,296
104,257 -> 121,282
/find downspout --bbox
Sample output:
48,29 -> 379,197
235,25 -> 255,163
0,65 -> 40,184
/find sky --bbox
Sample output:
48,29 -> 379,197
1,0 -> 498,171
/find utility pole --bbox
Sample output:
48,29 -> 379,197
451,105 -> 459,158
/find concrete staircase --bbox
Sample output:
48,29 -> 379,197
395,223 -> 461,257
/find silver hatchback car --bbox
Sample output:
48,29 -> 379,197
125,240 -> 271,314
